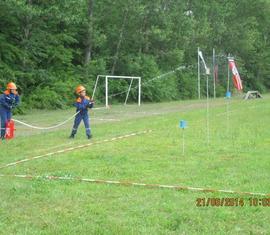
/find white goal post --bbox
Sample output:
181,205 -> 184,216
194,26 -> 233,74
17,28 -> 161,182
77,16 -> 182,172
92,75 -> 141,108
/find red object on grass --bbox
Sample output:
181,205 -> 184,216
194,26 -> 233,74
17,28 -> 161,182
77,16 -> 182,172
5,120 -> 15,139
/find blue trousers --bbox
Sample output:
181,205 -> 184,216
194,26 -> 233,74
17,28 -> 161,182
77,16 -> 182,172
0,108 -> 11,138
71,112 -> 91,136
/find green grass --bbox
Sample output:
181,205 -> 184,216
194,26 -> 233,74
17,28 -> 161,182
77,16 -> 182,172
0,96 -> 270,234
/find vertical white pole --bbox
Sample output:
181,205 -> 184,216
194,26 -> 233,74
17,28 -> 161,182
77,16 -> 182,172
226,56 -> 231,137
226,95 -> 230,137
182,129 -> 185,155
105,76 -> 108,108
206,74 -> 210,145
138,77 -> 141,106
213,48 -> 216,99
124,78 -> 133,105
227,55 -> 230,93
198,47 -> 200,99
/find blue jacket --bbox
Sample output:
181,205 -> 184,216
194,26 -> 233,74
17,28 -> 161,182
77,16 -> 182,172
74,96 -> 93,115
0,92 -> 20,111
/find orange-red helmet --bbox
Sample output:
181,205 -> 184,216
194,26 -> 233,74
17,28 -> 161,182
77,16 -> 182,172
7,82 -> 17,90
75,85 -> 86,95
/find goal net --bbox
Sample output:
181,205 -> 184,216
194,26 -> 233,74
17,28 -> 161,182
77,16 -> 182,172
92,75 -> 141,108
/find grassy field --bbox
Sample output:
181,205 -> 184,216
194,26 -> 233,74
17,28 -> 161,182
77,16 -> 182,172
0,96 -> 269,234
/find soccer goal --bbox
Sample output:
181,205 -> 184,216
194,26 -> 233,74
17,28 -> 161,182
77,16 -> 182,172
92,75 -> 141,108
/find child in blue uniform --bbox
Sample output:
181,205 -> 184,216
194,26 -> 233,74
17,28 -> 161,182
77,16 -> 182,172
70,85 -> 94,139
0,82 -> 20,140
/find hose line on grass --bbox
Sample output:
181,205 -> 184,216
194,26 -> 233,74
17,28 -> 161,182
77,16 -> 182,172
8,106 -> 107,130
12,111 -> 80,130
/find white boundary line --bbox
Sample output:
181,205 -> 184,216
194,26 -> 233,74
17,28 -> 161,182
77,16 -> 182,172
0,174 -> 268,197
0,130 -> 152,170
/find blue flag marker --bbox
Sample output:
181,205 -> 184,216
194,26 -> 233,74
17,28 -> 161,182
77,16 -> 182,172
179,120 -> 187,129
226,91 -> 231,98
179,120 -> 187,155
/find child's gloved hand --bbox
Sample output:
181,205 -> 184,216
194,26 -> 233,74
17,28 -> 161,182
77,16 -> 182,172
87,101 -> 94,108
11,98 -> 16,106
5,96 -> 14,105
84,96 -> 94,108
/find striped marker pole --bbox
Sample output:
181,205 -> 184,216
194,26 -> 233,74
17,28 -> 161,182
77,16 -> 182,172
0,130 -> 152,170
0,174 -> 269,197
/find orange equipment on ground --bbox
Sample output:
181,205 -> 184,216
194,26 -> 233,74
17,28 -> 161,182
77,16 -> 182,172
5,120 -> 15,139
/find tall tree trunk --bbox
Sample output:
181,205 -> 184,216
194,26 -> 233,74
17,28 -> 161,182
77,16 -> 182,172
111,8 -> 128,75
22,0 -> 32,69
84,0 -> 94,65
138,15 -> 147,55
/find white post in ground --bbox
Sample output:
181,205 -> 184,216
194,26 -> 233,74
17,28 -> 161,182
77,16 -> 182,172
182,129 -> 185,155
198,47 -> 201,99
226,55 -> 232,137
179,120 -> 187,156
227,55 -> 231,93
138,77 -> 141,106
206,73 -> 210,145
213,48 -> 216,99
226,91 -> 230,138
105,76 -> 109,108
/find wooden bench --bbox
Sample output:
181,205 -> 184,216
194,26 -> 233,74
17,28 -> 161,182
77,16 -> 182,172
243,91 -> 262,100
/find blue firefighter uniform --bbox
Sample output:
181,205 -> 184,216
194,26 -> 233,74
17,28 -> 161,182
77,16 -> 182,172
0,91 -> 20,139
70,96 -> 93,138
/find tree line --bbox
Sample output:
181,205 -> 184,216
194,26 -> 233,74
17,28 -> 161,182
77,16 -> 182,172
0,0 -> 269,110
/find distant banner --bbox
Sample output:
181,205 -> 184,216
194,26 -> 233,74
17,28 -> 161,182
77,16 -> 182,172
198,50 -> 210,74
228,59 -> 243,90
